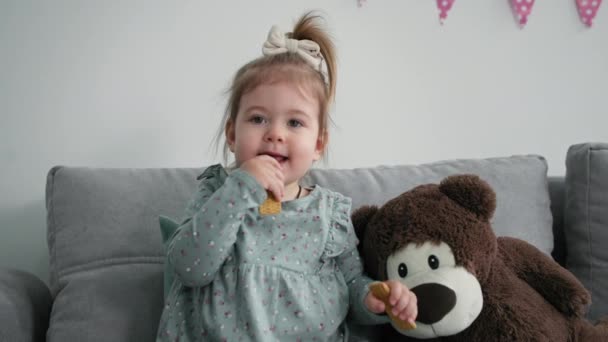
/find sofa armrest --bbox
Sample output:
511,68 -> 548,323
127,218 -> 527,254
0,268 -> 52,342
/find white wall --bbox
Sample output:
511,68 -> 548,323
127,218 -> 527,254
1,0 -> 607,282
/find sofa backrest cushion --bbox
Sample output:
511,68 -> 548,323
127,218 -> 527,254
564,142 -> 608,321
46,167 -> 201,342
45,155 -> 552,342
304,155 -> 553,254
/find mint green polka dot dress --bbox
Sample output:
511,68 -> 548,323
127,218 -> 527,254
156,165 -> 387,342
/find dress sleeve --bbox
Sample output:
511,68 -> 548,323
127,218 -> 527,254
329,192 -> 390,325
167,166 -> 266,287
181,164 -> 229,222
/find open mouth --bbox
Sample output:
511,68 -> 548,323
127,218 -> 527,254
260,152 -> 288,163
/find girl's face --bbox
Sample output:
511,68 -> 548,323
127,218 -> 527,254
226,81 -> 325,187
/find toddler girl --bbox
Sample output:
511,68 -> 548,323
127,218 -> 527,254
157,12 -> 417,341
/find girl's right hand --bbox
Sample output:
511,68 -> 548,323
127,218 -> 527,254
240,155 -> 285,200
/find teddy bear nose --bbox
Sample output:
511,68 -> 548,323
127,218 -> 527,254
411,283 -> 457,325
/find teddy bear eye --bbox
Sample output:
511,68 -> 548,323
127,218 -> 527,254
428,255 -> 440,269
398,263 -> 408,278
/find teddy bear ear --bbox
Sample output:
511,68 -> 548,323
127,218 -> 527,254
439,174 -> 496,221
351,205 -> 379,242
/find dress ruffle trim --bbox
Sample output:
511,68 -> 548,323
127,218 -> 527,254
323,192 -> 358,259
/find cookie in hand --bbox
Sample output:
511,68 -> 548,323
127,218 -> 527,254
259,191 -> 281,215
369,281 -> 417,330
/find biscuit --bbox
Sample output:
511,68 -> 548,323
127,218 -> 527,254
259,192 -> 281,215
369,282 -> 417,330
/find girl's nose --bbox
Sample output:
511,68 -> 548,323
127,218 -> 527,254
264,124 -> 285,142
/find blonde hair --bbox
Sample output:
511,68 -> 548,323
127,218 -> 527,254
214,11 -> 337,164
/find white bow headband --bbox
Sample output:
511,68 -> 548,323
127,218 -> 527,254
262,25 -> 328,83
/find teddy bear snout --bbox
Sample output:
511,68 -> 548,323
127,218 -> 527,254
411,282 -> 457,325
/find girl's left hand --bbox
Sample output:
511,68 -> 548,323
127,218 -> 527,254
365,280 -> 417,324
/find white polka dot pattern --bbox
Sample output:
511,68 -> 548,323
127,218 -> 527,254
156,166 -> 383,341
576,0 -> 603,26
510,0 -> 536,27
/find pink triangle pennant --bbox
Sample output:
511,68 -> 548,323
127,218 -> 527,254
436,0 -> 456,24
510,0 -> 536,28
576,0 -> 603,27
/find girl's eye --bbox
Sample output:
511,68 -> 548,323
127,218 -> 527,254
250,116 -> 265,124
288,119 -> 303,128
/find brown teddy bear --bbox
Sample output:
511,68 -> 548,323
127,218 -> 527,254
353,174 -> 608,341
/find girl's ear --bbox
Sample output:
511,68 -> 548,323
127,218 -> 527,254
225,119 -> 236,153
313,130 -> 328,161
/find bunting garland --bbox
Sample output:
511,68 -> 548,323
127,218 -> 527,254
436,0 -> 456,24
576,0 -> 603,26
510,0 -> 536,28
356,0 -> 603,28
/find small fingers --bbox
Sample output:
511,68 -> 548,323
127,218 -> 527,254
365,294 -> 386,314
264,157 -> 284,198
398,293 -> 417,321
274,169 -> 284,184
253,156 -> 282,199
392,291 -> 411,316
385,280 -> 417,321
259,154 -> 283,170
268,181 -> 284,201
387,280 -> 404,306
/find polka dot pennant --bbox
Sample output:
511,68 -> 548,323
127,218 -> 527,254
576,0 -> 603,27
436,0 -> 456,24
510,0 -> 536,28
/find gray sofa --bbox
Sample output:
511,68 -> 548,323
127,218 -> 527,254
1,142 -> 607,342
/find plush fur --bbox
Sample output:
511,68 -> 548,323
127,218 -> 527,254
353,174 -> 608,341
